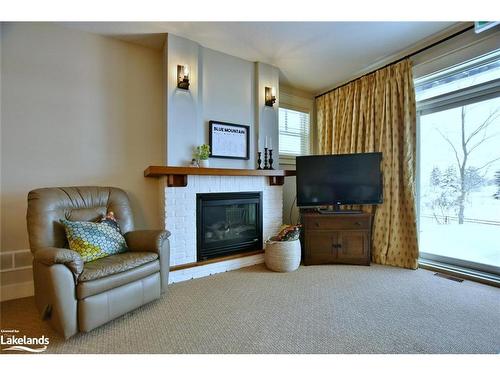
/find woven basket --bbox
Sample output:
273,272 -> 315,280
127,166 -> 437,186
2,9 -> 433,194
264,239 -> 301,272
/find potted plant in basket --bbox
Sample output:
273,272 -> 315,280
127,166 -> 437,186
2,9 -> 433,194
194,144 -> 211,168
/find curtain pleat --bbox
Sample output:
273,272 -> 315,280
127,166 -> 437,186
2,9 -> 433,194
315,59 -> 419,269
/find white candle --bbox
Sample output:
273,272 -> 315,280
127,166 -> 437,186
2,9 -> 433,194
265,136 -> 268,148
270,137 -> 272,149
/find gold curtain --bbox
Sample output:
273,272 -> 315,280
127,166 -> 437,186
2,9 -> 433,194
316,59 -> 418,269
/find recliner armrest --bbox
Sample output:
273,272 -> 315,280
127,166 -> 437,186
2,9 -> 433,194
34,247 -> 83,280
124,230 -> 171,253
124,230 -> 170,293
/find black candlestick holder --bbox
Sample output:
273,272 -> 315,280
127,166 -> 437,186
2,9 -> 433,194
268,149 -> 274,170
257,152 -> 262,170
263,148 -> 269,169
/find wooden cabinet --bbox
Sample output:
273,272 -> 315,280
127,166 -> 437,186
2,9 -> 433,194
302,211 -> 372,266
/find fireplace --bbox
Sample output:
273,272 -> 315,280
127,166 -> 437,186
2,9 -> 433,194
196,192 -> 263,261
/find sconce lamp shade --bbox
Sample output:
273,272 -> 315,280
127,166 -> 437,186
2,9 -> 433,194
265,86 -> 276,107
177,65 -> 190,90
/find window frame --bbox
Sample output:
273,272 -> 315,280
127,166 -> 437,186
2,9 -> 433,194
278,103 -> 312,165
416,75 -> 500,278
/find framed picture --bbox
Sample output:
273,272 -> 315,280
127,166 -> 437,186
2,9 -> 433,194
209,121 -> 250,160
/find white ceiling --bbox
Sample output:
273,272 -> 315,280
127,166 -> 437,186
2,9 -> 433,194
62,22 -> 458,94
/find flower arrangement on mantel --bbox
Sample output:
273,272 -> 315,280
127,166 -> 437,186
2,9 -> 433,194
193,144 -> 211,168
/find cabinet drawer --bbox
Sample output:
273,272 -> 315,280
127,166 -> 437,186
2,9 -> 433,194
305,216 -> 370,230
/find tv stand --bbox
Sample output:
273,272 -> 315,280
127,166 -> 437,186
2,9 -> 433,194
301,210 -> 372,266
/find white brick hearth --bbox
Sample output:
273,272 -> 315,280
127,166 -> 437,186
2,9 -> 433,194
161,175 -> 283,282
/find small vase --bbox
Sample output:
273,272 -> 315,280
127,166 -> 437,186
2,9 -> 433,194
199,159 -> 209,168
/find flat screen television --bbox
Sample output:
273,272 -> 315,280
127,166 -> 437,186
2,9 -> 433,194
296,152 -> 383,207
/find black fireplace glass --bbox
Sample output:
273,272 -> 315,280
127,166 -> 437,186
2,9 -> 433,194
197,192 -> 263,261
203,204 -> 257,243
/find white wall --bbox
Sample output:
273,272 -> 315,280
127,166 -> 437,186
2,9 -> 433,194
202,48 -> 256,169
165,34 -> 202,166
279,85 -> 315,225
255,62 -> 280,155
0,23 -> 164,290
165,34 -> 279,169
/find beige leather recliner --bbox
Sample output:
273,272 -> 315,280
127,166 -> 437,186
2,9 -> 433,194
26,186 -> 170,339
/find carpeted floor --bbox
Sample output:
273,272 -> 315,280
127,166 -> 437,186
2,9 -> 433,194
1,263 -> 499,354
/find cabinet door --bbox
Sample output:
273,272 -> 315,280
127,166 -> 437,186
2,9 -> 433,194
337,231 -> 369,264
306,231 -> 336,264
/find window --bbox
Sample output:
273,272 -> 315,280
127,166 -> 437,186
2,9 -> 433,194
415,50 -> 500,101
415,51 -> 500,277
278,107 -> 310,161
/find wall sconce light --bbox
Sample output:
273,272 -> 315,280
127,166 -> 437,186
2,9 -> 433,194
265,86 -> 276,107
177,65 -> 190,90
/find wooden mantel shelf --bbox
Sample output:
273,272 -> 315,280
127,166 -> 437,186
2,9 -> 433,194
144,166 -> 296,187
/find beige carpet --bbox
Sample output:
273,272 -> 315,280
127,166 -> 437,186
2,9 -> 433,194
1,264 -> 499,354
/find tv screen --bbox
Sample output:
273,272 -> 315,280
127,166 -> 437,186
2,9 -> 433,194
296,152 -> 383,207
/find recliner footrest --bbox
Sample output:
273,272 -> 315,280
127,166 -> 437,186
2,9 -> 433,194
78,272 -> 161,332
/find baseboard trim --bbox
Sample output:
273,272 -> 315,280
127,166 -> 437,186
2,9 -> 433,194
1,281 -> 34,302
169,253 -> 265,284
170,250 -> 264,271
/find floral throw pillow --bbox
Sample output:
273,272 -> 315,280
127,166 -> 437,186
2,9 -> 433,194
274,224 -> 302,241
60,214 -> 128,263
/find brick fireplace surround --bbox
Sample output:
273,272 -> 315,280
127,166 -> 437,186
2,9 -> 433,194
145,167 -> 296,283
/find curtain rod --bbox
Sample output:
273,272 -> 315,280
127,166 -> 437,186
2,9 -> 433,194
315,24 -> 475,99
